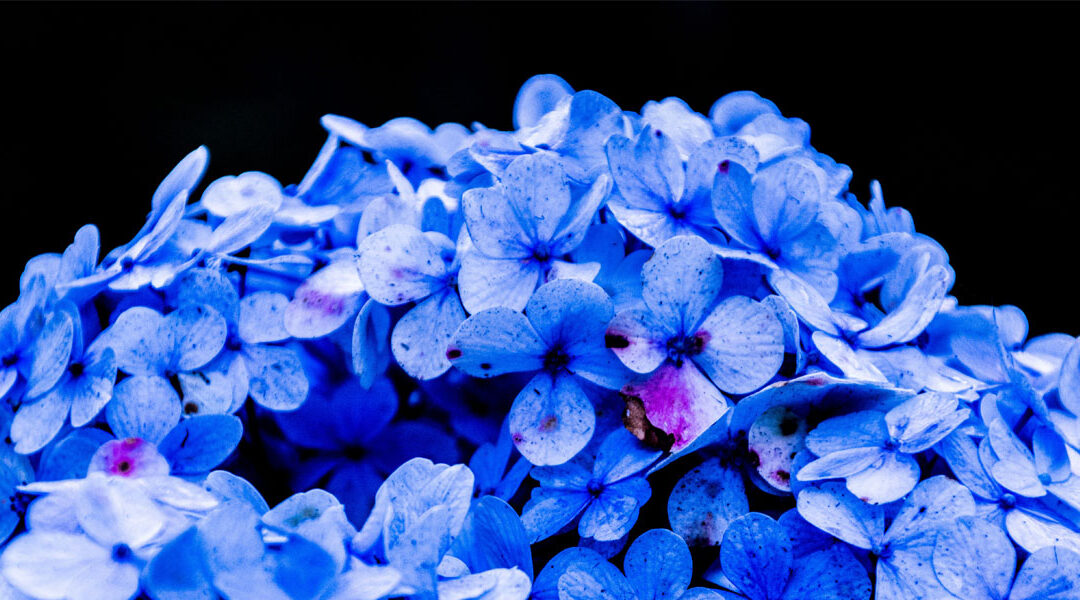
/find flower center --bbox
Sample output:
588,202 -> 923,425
111,543 -> 134,563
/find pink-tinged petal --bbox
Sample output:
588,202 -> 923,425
284,259 -> 365,338
358,224 -> 449,306
748,406 -> 808,493
605,309 -> 672,374
88,438 -> 170,479
620,362 -> 729,453
509,373 -> 594,466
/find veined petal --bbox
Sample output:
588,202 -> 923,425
106,375 -> 181,444
458,252 -> 543,314
642,236 -> 724,334
391,291 -> 466,380
695,295 -> 784,394
447,307 -> 546,378
668,459 -> 748,547
358,224 -> 450,305
509,373 -> 594,466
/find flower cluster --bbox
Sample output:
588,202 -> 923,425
0,74 -> 1078,599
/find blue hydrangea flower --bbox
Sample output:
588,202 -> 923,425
604,126 -> 756,247
712,155 -> 859,301
170,267 -> 309,412
795,391 -> 970,504
357,223 -> 466,379
274,376 -> 458,525
556,528 -> 723,600
457,153 -> 611,314
708,512 -> 870,600
932,515 -> 1080,600
936,430 -> 1080,555
520,428 -> 660,543
448,278 -> 630,465
796,476 -> 975,600
606,235 -> 784,451
94,303 -> 228,444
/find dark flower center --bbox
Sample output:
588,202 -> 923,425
111,543 -> 134,562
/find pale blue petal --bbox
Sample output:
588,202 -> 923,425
283,260 -> 365,339
10,388 -> 69,454
855,264 -> 950,348
532,547 -> 607,600
805,411 -> 889,456
843,451 -> 920,505
525,278 -> 612,353
606,130 -> 685,224
514,74 -> 574,129
606,308 -> 674,374
243,345 -> 308,411
549,174 -> 611,255
1060,337 -> 1080,415
520,487 -> 590,543
391,290 -> 465,380
205,205 -> 275,255
795,482 -> 885,550
721,513 -> 792,600
931,516 -> 1014,600
695,295 -> 784,394
358,224 -> 449,305
458,251 -> 543,314
24,310 -> 74,398
199,171 -> 284,217
152,146 -> 209,212
1005,506 -> 1080,555
934,431 -> 1002,501
351,299 -> 391,388
1034,426 -> 1071,483
885,391 -> 969,453
1011,546 -> 1080,600
594,428 -> 661,483
668,458 -> 748,547
781,545 -> 870,600
447,307 -> 546,377
558,563 -> 636,600
796,447 -> 886,482
987,418 -> 1045,497
509,373 -> 594,466
886,475 -> 976,547
167,304 -> 228,372
106,375 -> 181,444
622,529 -> 693,600
237,291 -> 290,345
642,236 -> 724,334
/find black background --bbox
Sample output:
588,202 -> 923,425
2,2 -> 1077,337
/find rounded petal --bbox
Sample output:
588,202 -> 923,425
695,295 -> 784,394
668,458 -> 748,547
509,373 -> 594,466
447,307 -> 546,378
642,236 -> 724,334
358,224 -> 449,305
106,375 -> 181,444
284,260 -> 365,339
392,291 -> 466,380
